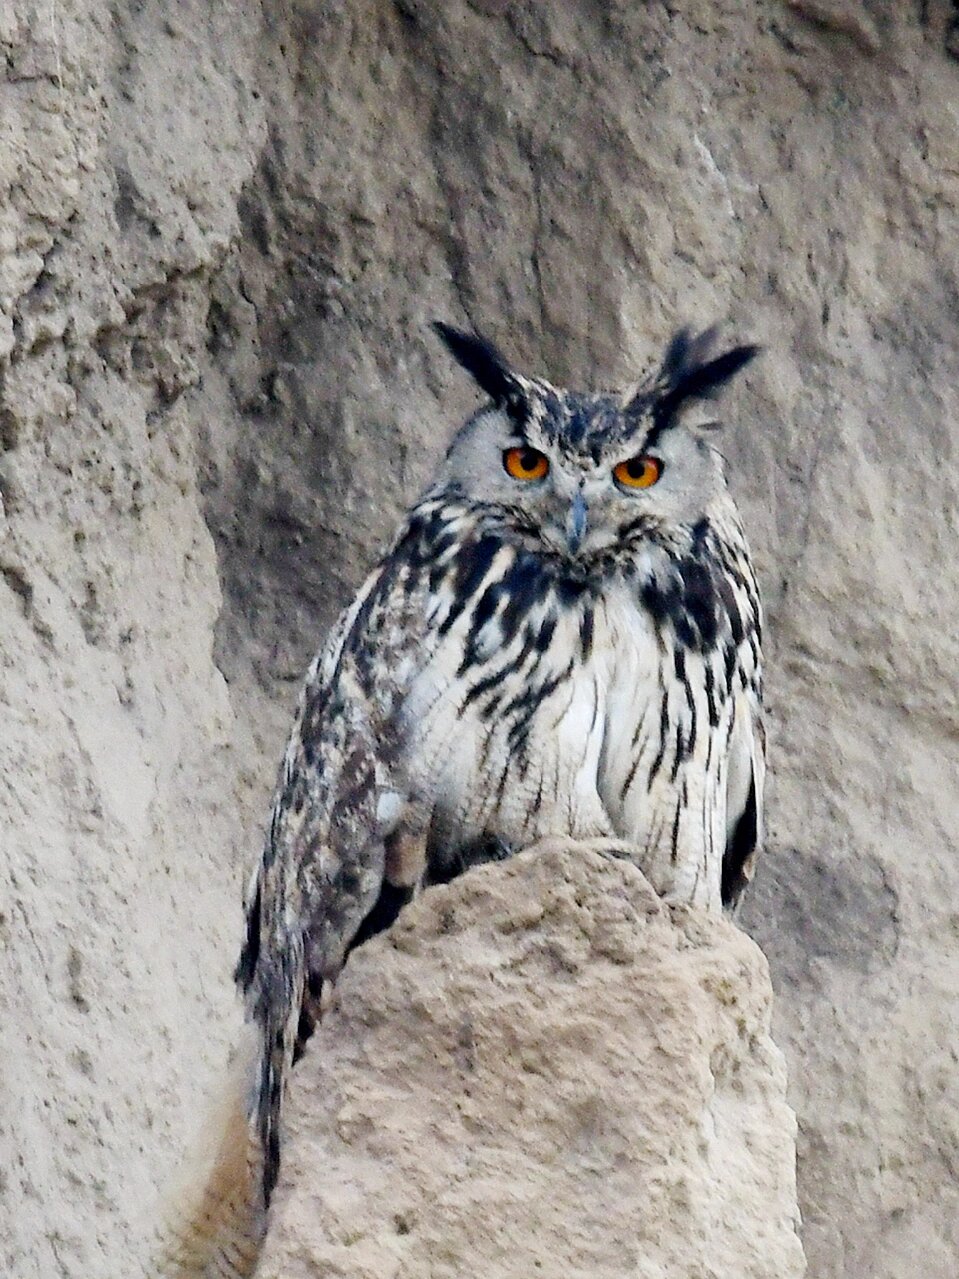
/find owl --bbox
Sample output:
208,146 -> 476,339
157,323 -> 764,1278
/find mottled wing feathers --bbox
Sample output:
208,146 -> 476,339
232,501 -> 471,1202
232,537 -> 404,1195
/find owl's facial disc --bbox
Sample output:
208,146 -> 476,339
434,320 -> 759,570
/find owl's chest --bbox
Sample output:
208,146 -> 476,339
399,578 -> 664,849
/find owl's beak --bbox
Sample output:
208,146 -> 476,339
566,491 -> 588,556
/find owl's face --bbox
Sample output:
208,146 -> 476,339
433,325 -> 757,567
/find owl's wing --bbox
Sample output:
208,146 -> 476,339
721,683 -> 765,910
233,516 -> 443,1206
157,511 -> 465,1276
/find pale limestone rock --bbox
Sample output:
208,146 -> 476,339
260,843 -> 805,1279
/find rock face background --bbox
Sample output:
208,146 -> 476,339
1,2 -> 957,1277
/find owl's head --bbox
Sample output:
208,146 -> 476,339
433,323 -> 758,565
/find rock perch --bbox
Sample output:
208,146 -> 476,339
256,840 -> 804,1279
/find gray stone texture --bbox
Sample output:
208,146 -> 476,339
1,2 -> 957,1277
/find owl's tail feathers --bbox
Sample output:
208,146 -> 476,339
150,1023 -> 268,1279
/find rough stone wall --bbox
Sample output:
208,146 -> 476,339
1,3 -> 266,1275
2,3 -> 958,1278
259,843 -> 805,1279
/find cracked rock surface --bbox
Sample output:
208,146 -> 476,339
1,3 -> 958,1278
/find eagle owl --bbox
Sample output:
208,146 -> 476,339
158,323 -> 763,1277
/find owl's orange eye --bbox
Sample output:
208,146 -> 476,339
503,446 -> 550,482
613,455 -> 662,490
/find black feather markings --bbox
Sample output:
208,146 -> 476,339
234,878 -> 262,993
722,771 -> 759,909
659,342 -> 759,415
435,321 -> 756,448
632,326 -> 760,431
432,321 -> 525,411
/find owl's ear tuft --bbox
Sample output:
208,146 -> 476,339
432,322 -> 525,409
634,327 -> 759,425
